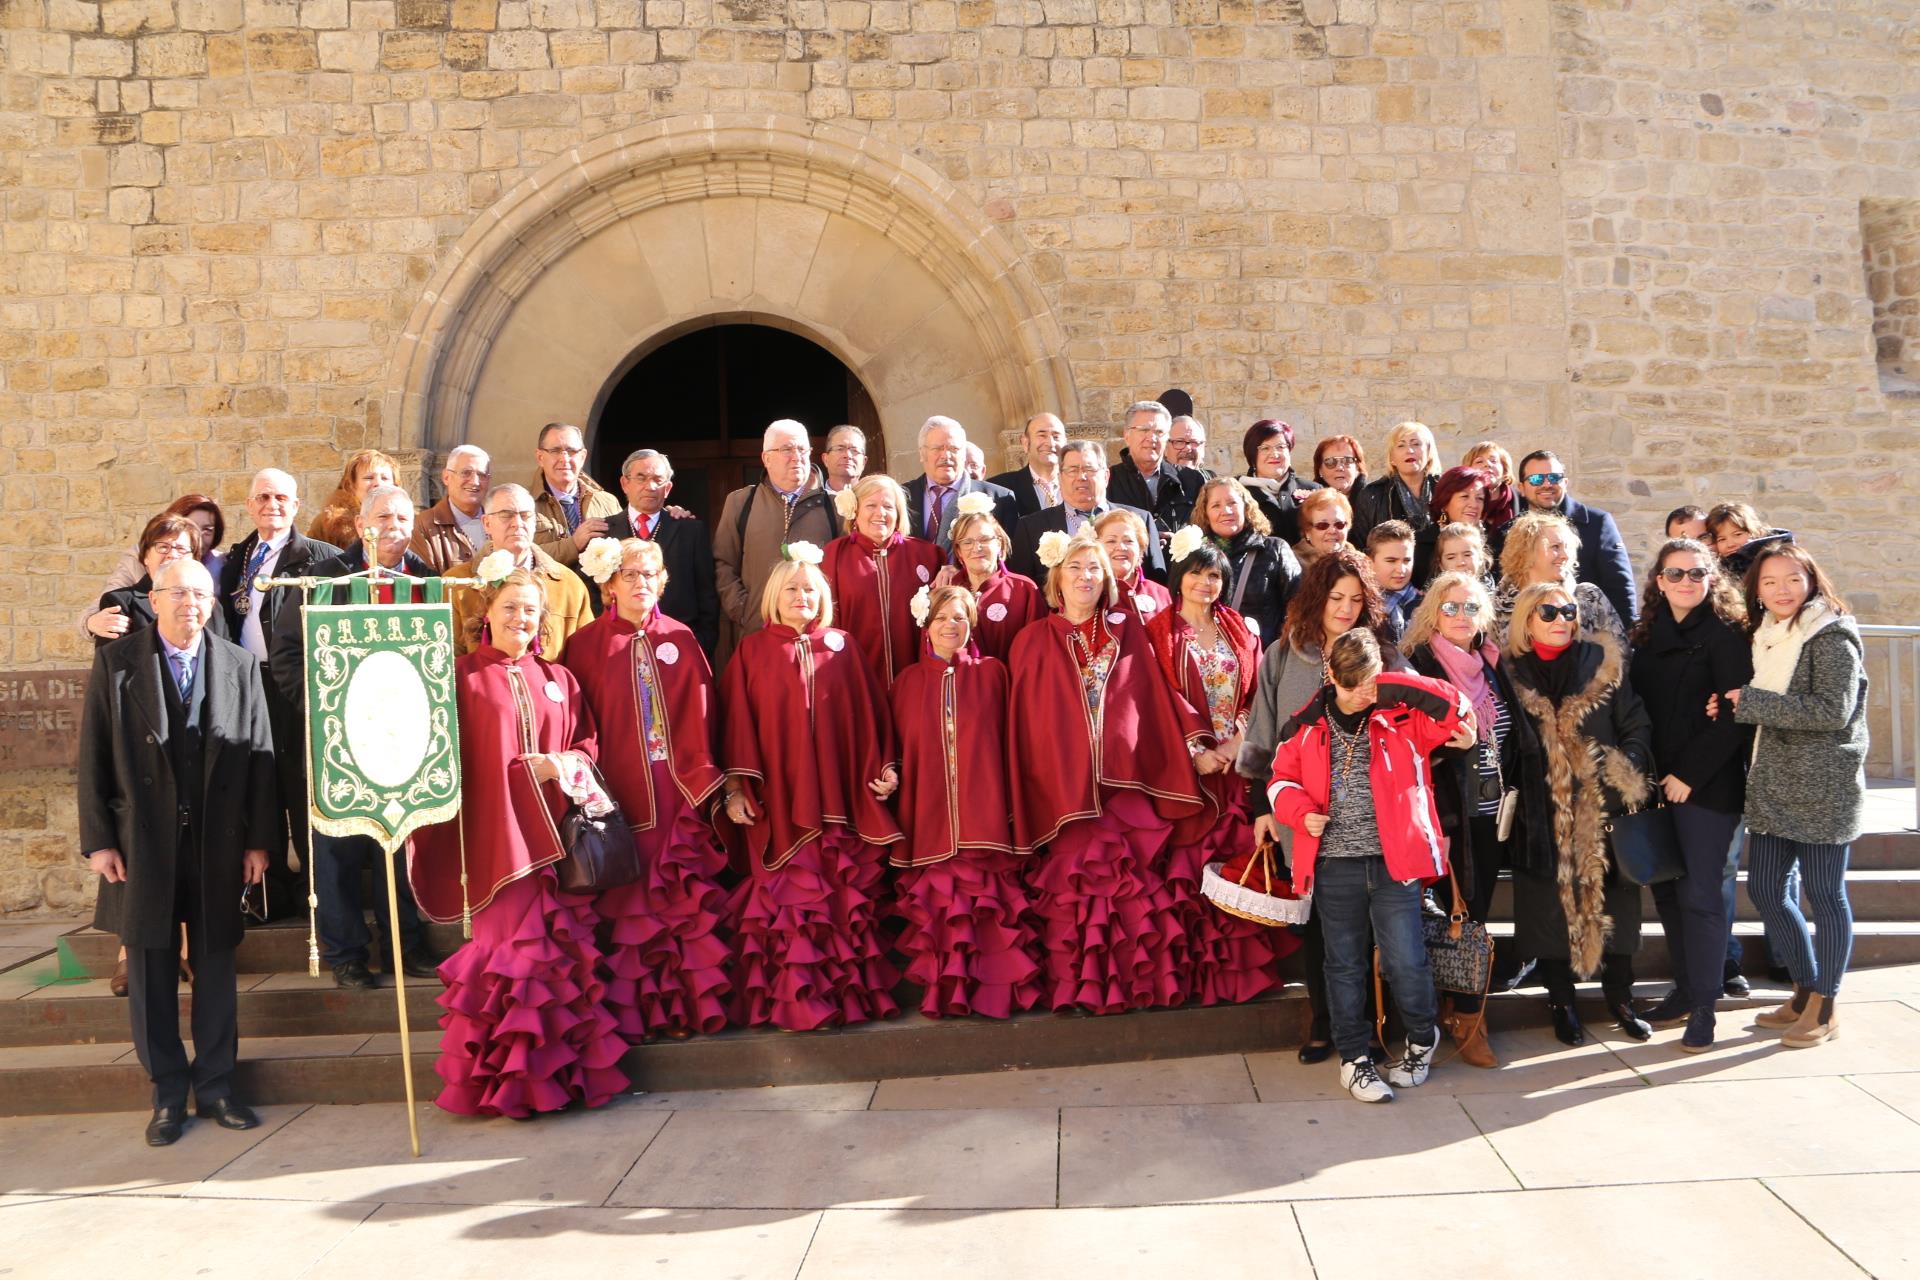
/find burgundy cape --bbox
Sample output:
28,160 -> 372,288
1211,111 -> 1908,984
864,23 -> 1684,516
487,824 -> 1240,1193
967,566 -> 1046,662
560,609 -> 725,823
410,647 -> 596,923
1145,604 -> 1262,847
888,649 -> 1016,867
1006,611 -> 1206,852
1117,570 -> 1173,627
719,623 -> 904,869
823,531 -> 946,686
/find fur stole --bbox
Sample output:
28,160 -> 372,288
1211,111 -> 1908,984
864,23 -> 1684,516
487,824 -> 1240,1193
1509,635 -> 1651,978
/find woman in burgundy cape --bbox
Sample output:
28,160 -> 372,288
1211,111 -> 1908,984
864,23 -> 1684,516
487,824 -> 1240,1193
410,568 -> 628,1117
1095,509 -> 1172,625
821,474 -> 946,687
1145,537 -> 1292,1005
890,584 -> 1043,1018
1007,529 -> 1205,1013
937,506 -> 1044,662
562,537 -> 732,1040
719,549 -> 906,1031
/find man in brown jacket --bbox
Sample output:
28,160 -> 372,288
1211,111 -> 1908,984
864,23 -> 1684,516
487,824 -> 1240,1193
711,418 -> 842,665
530,422 -> 621,568
410,444 -> 492,573
447,483 -> 592,660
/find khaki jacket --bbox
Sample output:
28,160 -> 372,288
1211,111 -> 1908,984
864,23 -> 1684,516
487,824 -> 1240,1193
711,475 -> 842,664
410,495 -> 484,574
447,545 -> 592,662
532,474 -> 621,566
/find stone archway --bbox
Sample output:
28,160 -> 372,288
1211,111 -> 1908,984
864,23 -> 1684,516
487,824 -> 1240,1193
384,114 -> 1077,480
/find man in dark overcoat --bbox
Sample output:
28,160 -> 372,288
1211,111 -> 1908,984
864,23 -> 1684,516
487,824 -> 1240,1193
78,556 -> 278,1146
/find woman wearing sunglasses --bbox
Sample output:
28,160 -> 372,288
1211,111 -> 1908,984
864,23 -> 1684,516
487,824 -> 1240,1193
1292,487 -> 1354,573
1505,581 -> 1657,1046
1492,512 -> 1626,652
1626,540 -> 1753,1052
1403,572 -> 1553,1068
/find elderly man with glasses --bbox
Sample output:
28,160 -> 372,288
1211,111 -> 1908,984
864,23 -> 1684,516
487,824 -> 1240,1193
1514,448 -> 1637,624
530,421 -> 622,570
1007,439 -> 1165,584
411,444 -> 493,573
447,482 -> 592,660
901,415 -> 1019,550
711,418 -> 844,664
820,424 -> 868,495
79,555 -> 278,1147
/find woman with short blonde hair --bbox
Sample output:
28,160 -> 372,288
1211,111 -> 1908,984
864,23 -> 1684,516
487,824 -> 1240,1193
822,474 -> 945,687
1351,420 -> 1439,543
1092,508 -> 1168,623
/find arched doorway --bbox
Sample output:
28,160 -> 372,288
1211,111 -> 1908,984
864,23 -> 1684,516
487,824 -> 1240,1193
590,322 -> 882,524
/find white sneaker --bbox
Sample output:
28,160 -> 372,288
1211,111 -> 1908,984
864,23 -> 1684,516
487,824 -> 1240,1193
1386,1029 -> 1440,1088
1340,1056 -> 1395,1103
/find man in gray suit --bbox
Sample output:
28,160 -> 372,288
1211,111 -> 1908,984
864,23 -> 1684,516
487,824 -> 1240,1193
78,557 -> 278,1147
899,415 -> 1019,550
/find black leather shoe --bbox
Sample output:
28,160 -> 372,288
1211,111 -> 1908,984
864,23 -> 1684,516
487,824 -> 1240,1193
332,960 -> 377,989
1611,1000 -> 1653,1041
195,1097 -> 260,1130
1723,972 -> 1751,999
1297,1038 -> 1335,1065
400,949 -> 440,980
1642,989 -> 1692,1027
145,1106 -> 186,1147
1550,1002 -> 1586,1046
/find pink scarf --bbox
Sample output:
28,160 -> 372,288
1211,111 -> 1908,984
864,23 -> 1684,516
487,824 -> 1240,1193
1429,633 -> 1501,743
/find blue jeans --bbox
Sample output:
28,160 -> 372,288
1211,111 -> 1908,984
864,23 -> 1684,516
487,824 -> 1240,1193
1314,856 -> 1437,1063
1652,803 -> 1743,1009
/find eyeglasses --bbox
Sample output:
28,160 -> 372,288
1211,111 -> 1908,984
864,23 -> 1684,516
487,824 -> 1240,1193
151,542 -> 196,560
539,445 -> 585,458
485,508 -> 536,523
956,536 -> 999,550
154,588 -> 215,603
1310,519 -> 1348,532
1659,567 -> 1712,583
1061,465 -> 1103,478
766,445 -> 810,457
624,473 -> 671,486
616,568 -> 663,584
1320,456 -> 1357,469
825,445 -> 866,457
1523,472 -> 1566,487
1438,601 -> 1483,618
1535,602 -> 1579,622
448,468 -> 489,481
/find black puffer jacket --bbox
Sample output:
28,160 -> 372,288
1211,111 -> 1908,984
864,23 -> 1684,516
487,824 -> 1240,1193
1216,528 -> 1300,646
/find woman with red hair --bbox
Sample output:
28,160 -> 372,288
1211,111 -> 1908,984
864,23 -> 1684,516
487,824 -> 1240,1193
1413,465 -> 1501,585
307,449 -> 397,550
1241,418 -> 1322,543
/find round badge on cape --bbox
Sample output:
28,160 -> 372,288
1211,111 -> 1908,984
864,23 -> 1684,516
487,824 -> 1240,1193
916,564 -> 931,583
544,680 -> 565,703
1247,617 -> 1260,637
655,641 -> 680,666
822,631 -> 845,652
1134,593 -> 1158,615
985,602 -> 1008,622
1106,610 -> 1128,625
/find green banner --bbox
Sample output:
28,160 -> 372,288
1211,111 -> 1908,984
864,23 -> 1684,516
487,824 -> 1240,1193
303,599 -> 461,852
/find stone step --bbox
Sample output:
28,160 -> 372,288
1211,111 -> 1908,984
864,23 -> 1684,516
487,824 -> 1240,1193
0,974 -> 446,1048
1484,920 -> 1920,974
1849,830 -> 1920,869
1485,869 -> 1920,924
54,921 -> 469,982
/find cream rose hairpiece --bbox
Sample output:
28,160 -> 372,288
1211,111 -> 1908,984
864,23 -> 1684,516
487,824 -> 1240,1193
1169,525 -> 1205,564
578,536 -> 624,584
1036,530 -> 1073,569
784,541 -> 824,566
955,492 -> 993,517
834,487 -> 859,520
475,549 -> 515,586
909,584 -> 932,627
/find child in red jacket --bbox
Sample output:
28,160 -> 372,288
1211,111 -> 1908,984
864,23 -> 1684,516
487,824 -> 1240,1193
1268,628 -> 1475,1102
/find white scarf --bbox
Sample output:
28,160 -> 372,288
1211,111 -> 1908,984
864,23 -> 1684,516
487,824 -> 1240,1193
1748,600 -> 1839,762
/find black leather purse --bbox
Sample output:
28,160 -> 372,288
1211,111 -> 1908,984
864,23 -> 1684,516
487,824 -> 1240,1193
1607,799 -> 1685,886
549,763 -> 641,895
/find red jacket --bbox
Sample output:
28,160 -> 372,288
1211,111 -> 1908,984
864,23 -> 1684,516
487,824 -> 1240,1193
1265,671 -> 1468,893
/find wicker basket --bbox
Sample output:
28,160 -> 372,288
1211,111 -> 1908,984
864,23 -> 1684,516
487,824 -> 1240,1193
1202,836 -> 1312,927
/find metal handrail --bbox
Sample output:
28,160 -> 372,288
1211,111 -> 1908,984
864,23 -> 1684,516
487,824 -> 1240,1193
1860,624 -> 1920,830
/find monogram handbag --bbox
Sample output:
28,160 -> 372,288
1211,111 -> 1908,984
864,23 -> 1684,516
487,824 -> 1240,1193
1422,875 -> 1494,996
1607,798 -> 1685,886
535,759 -> 641,895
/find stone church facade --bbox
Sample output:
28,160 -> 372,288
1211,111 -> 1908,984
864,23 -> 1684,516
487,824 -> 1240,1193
1,0 -> 1916,913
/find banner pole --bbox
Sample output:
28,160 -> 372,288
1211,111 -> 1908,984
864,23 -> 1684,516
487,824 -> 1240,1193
299,590 -> 321,980
383,838 -> 422,1159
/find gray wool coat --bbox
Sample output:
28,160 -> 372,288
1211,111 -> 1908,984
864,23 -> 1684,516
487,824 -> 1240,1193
1735,616 -> 1870,846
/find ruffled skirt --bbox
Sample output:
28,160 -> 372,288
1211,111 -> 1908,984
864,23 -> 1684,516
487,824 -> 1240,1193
729,826 -> 899,1032
1163,793 -> 1289,1006
594,760 -> 733,1040
1026,791 -> 1184,1014
893,849 -> 1044,1019
434,866 -> 629,1118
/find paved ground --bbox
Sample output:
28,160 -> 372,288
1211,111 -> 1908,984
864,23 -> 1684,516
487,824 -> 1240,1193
1,964 -> 1917,1278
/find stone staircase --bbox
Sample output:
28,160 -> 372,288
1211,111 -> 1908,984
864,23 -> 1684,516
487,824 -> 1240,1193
1,827 -> 1915,1116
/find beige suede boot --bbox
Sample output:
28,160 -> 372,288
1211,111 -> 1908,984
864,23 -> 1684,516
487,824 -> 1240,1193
1754,986 -> 1811,1029
1783,994 -> 1838,1048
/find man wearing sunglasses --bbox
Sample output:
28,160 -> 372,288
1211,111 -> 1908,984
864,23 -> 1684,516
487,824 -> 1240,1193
79,557 -> 278,1147
1515,449 -> 1637,625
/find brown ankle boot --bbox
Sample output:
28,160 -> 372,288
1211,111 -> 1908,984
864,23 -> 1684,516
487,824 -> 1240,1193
1783,994 -> 1838,1048
1443,1011 -> 1499,1069
1755,986 -> 1811,1029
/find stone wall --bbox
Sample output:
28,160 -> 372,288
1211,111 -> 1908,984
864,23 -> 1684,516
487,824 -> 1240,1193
1863,197 -> 1920,391
2,0 -> 1918,915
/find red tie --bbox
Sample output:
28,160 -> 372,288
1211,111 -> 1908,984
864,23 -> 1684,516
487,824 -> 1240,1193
642,514 -> 657,540
375,581 -> 393,605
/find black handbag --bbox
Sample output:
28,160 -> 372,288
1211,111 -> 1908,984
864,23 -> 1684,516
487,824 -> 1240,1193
1607,799 -> 1685,886
547,762 -> 641,895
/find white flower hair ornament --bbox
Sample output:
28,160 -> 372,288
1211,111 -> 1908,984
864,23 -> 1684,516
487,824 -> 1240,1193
834,487 -> 859,520
1036,530 -> 1073,569
955,492 -> 993,517
1169,525 -> 1205,564
475,549 -> 516,587
578,536 -> 624,584
783,540 -> 824,566
909,584 -> 932,627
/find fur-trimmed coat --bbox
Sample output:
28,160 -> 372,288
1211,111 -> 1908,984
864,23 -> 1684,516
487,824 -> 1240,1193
1504,635 -> 1655,977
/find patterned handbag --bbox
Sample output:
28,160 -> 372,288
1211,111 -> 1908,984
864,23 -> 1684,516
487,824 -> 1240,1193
1422,875 -> 1494,996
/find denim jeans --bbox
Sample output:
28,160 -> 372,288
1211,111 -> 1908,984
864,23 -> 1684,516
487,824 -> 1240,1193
1314,856 -> 1437,1063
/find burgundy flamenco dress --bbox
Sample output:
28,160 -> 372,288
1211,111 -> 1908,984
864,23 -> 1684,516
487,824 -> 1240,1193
1145,604 -> 1294,1006
562,608 -> 733,1040
965,565 -> 1046,662
822,530 -> 946,687
889,644 -> 1043,1018
1006,609 -> 1205,1013
719,622 -> 905,1031
408,647 -> 629,1118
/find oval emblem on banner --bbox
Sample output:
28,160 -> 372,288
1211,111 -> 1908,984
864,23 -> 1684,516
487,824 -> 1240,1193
342,650 -> 432,788
544,680 -> 564,703
985,603 -> 1008,622
656,642 -> 680,666
822,631 -> 845,652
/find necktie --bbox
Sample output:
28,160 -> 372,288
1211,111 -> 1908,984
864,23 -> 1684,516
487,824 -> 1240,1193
930,485 -> 951,536
557,491 -> 582,532
172,651 -> 195,702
